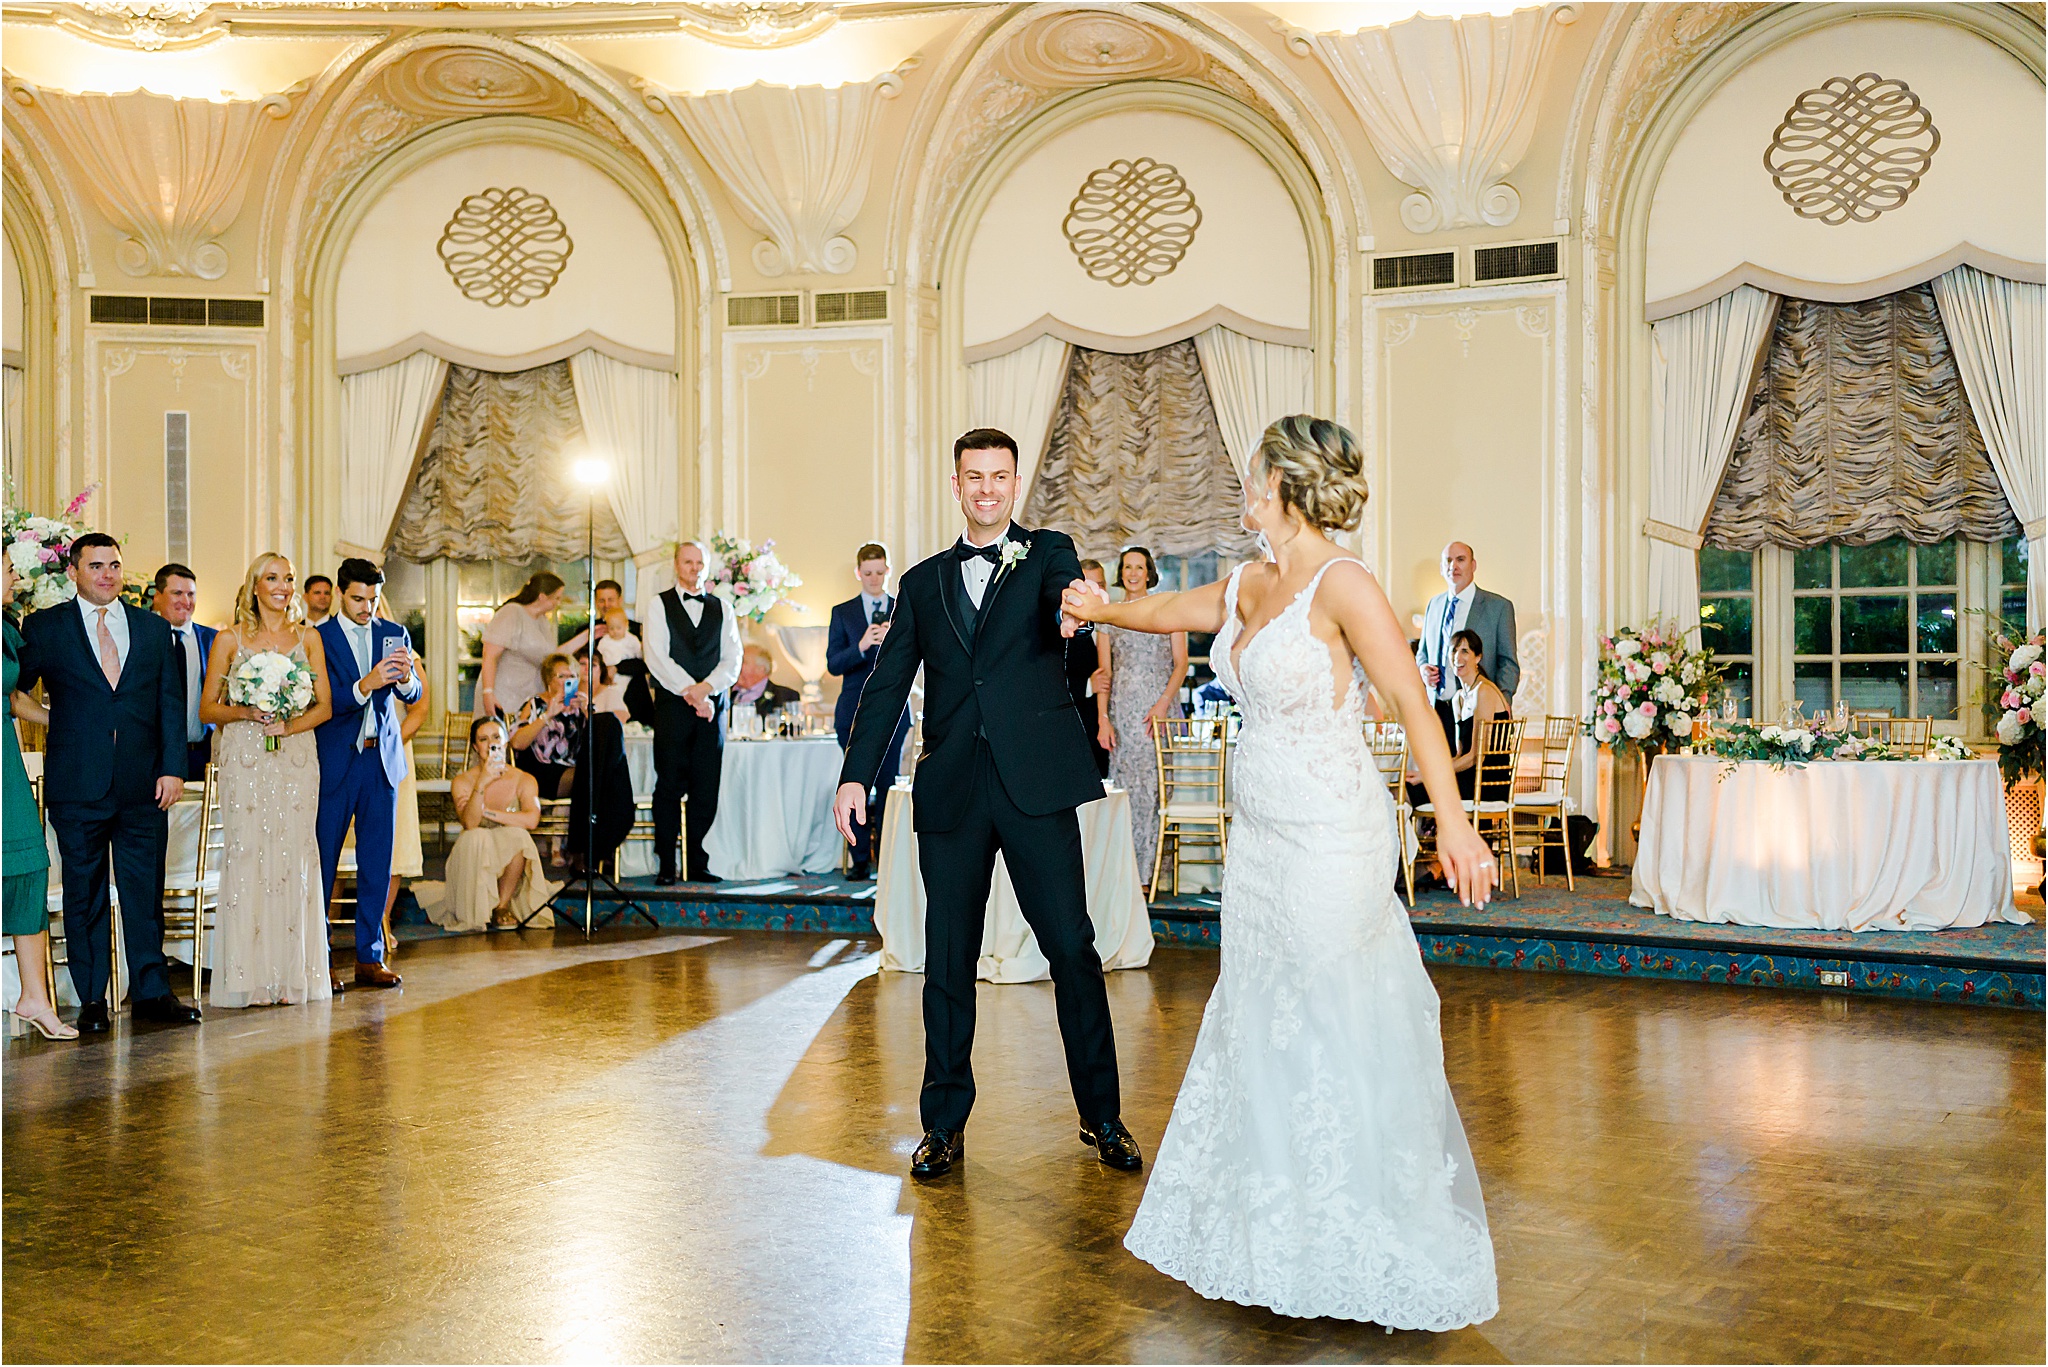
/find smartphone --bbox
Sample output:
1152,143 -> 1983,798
384,636 -> 408,659
563,675 -> 579,703
487,740 -> 506,767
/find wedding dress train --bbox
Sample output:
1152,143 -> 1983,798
1123,559 -> 1498,1330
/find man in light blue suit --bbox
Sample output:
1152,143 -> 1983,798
314,558 -> 421,989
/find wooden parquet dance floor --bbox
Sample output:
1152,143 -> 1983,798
3,930 -> 2041,1363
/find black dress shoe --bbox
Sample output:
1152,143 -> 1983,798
909,1127 -> 964,1179
1079,1117 -> 1144,1171
132,995 -> 203,1025
76,1002 -> 111,1034
848,862 -> 872,881
689,871 -> 723,885
655,869 -> 681,887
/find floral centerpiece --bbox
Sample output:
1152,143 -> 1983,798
227,650 -> 318,752
1709,721 -> 1889,769
4,484 -> 99,612
1980,621 -> 2045,785
1583,619 -> 1724,756
704,531 -> 802,623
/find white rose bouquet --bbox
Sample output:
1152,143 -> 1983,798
227,649 -> 318,751
705,531 -> 803,623
1583,619 -> 1724,758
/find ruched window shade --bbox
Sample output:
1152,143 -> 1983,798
1705,285 -> 2020,550
387,361 -> 630,563
1021,341 -> 1256,566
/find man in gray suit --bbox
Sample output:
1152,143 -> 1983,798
1416,541 -> 1519,746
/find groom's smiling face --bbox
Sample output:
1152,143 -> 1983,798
952,444 -> 1017,540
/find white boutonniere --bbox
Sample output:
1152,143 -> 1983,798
998,539 -> 1030,573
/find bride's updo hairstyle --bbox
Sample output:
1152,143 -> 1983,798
1253,415 -> 1370,534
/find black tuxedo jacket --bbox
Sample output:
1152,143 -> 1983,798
19,599 -> 184,807
839,527 -> 1101,833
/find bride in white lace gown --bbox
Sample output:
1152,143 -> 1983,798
1064,416 -> 1500,1330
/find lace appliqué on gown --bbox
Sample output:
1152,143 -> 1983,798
1122,560 -> 1498,1330
210,643 -> 333,1009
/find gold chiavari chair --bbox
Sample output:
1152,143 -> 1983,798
1363,722 -> 1413,902
1149,716 -> 1231,897
1408,716 -> 1525,904
1850,708 -> 1895,736
1871,716 -> 1931,756
1513,717 -> 1578,890
415,712 -> 472,855
518,798 -> 575,927
160,764 -> 223,1001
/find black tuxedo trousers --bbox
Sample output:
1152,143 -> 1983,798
917,739 -> 1119,1131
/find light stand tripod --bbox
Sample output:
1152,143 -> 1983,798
529,458 -> 657,935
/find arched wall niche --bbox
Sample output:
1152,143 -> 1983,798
1,152 -> 72,513
272,30 -> 729,560
304,113 -> 698,570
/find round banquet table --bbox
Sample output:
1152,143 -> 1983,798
874,783 -> 1154,983
1629,755 -> 2028,932
701,737 -> 847,881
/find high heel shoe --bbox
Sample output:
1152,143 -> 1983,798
15,1006 -> 79,1041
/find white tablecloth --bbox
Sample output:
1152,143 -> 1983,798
1630,756 -> 2029,931
874,785 -> 1154,983
703,738 -> 847,881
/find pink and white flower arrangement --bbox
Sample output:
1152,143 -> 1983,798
1980,622 -> 2045,784
1583,619 -> 1723,757
5,484 -> 100,612
704,531 -> 802,623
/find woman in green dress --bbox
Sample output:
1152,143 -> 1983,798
4,560 -> 76,1039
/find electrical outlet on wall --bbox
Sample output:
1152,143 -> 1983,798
1819,970 -> 1849,988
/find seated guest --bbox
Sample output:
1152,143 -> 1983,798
591,578 -> 654,726
566,648 -> 636,874
301,574 -> 333,627
150,562 -> 215,781
508,653 -> 580,797
732,643 -> 800,719
1415,541 -> 1519,748
1066,558 -> 1111,778
438,717 -> 557,931
1406,629 -> 1512,882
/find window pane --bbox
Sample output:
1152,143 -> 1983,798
1794,661 -> 1833,714
1915,539 -> 1956,586
1720,661 -> 1753,717
458,561 -> 496,605
1794,596 -> 1833,655
2005,535 -> 2029,588
1700,595 -> 1751,657
1841,594 -> 1908,655
1915,593 -> 1957,654
1699,546 -> 1753,593
457,662 -> 480,714
1794,545 -> 1833,590
1915,660 -> 1958,720
2004,586 -> 2029,625
1840,660 -> 1909,715
1839,539 -> 1908,588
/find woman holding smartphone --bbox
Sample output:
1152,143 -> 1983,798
435,717 -> 559,931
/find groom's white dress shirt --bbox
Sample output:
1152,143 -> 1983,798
957,527 -> 1012,608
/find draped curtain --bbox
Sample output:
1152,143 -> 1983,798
966,335 -> 1070,506
1191,325 -> 1315,487
388,361 -> 629,563
567,349 -> 679,617
1705,284 -> 2019,552
339,352 -> 447,561
1022,341 -> 1256,565
1930,266 -> 2044,630
2,365 -> 20,491
1644,285 -> 1779,632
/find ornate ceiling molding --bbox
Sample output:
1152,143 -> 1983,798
996,10 -> 1208,88
1303,3 -> 1577,234
384,46 -> 582,119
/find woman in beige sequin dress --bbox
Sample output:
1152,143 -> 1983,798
198,553 -> 337,1007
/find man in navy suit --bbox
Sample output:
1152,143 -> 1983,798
17,533 -> 203,1030
826,542 -> 910,880
314,558 -> 421,989
151,563 -> 216,781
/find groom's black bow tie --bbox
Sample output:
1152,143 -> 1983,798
955,542 -> 1002,566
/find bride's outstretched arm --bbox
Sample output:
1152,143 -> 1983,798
1061,578 -> 1228,635
1322,561 -> 1500,907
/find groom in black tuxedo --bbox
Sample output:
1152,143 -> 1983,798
835,428 -> 1138,1180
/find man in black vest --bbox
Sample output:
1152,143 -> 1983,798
834,428 -> 1137,1181
643,540 -> 742,884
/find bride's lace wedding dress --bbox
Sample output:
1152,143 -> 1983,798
1123,559 -> 1498,1330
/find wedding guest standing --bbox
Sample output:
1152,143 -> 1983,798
826,542 -> 908,880
301,574 -> 333,628
644,541 -> 741,885
198,553 -> 336,1007
18,533 -> 202,1029
3,562 -> 75,1039
479,572 -> 590,719
313,558 -> 421,990
1416,541 -> 1518,747
151,563 -> 216,781
591,578 -> 652,725
1096,546 -> 1187,897
1066,559 -> 1111,779
437,717 -> 557,931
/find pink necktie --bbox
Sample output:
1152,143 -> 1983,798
95,608 -> 121,688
